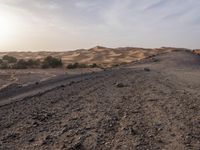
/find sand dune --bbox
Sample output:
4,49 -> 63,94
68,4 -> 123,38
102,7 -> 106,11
193,49 -> 200,55
0,46 -> 181,67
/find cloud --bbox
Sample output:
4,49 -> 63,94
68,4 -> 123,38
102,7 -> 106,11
144,0 -> 169,11
0,0 -> 200,50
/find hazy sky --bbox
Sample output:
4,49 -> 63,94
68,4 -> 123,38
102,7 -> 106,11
0,0 -> 200,51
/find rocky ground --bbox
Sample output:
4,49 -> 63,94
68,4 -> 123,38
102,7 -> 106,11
0,50 -> 200,150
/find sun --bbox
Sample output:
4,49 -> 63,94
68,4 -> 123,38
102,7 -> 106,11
0,10 -> 18,42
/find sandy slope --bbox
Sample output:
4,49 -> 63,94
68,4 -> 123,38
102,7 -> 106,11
193,49 -> 200,55
0,50 -> 200,150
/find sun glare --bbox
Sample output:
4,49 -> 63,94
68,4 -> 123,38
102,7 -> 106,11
0,10 -> 18,42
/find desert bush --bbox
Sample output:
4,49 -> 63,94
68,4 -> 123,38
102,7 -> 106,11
67,62 -> 87,69
76,63 -> 87,68
0,59 -> 3,64
12,59 -> 28,69
42,56 -> 63,68
112,64 -> 119,67
90,63 -> 98,68
12,59 -> 41,69
0,62 -> 9,69
2,55 -> 17,63
27,59 -> 40,67
67,62 -> 99,69
66,63 -> 75,69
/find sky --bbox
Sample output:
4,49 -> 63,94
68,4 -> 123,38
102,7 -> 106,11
0,0 -> 200,51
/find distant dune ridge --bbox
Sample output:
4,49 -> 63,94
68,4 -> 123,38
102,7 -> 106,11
193,49 -> 200,55
0,46 -> 193,67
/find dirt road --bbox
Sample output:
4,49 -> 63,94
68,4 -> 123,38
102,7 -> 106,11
0,50 -> 200,150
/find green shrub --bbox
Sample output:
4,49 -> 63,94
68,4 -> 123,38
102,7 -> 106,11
42,56 -> 62,68
75,63 -> 87,68
90,63 -> 98,68
0,59 -> 3,64
12,59 -> 28,69
2,55 -> 17,63
0,62 -> 9,69
66,62 -> 85,69
66,63 -> 75,69
67,62 -> 98,69
27,59 -> 40,67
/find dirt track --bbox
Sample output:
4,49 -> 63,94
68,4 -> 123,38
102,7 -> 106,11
0,50 -> 200,150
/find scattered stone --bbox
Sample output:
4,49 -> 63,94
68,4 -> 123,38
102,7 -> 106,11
61,127 -> 69,134
144,68 -> 150,72
116,82 -> 125,88
50,99 -> 58,104
4,123 -> 12,129
69,141 -> 84,150
123,126 -> 138,135
157,139 -> 164,143
147,98 -> 158,102
32,121 -> 39,127
2,132 -> 19,141
28,137 -> 35,143
42,135 -> 54,145
69,81 -> 75,86
188,105 -> 196,110
32,112 -> 53,122
171,133 -> 176,137
60,84 -> 65,88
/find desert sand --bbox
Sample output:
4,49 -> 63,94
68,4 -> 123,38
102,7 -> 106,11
193,49 -> 200,55
0,46 -> 179,67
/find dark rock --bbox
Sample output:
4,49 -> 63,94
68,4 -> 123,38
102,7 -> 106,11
32,112 -> 53,122
116,83 -> 125,88
144,68 -> 150,72
28,137 -> 35,143
147,98 -> 158,102
32,121 -> 39,127
152,58 -> 159,62
61,127 -> 69,134
42,135 -> 54,145
157,139 -> 164,143
2,132 -> 19,141
69,141 -> 84,150
61,84 -> 65,88
171,133 -> 176,137
69,81 -> 75,86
